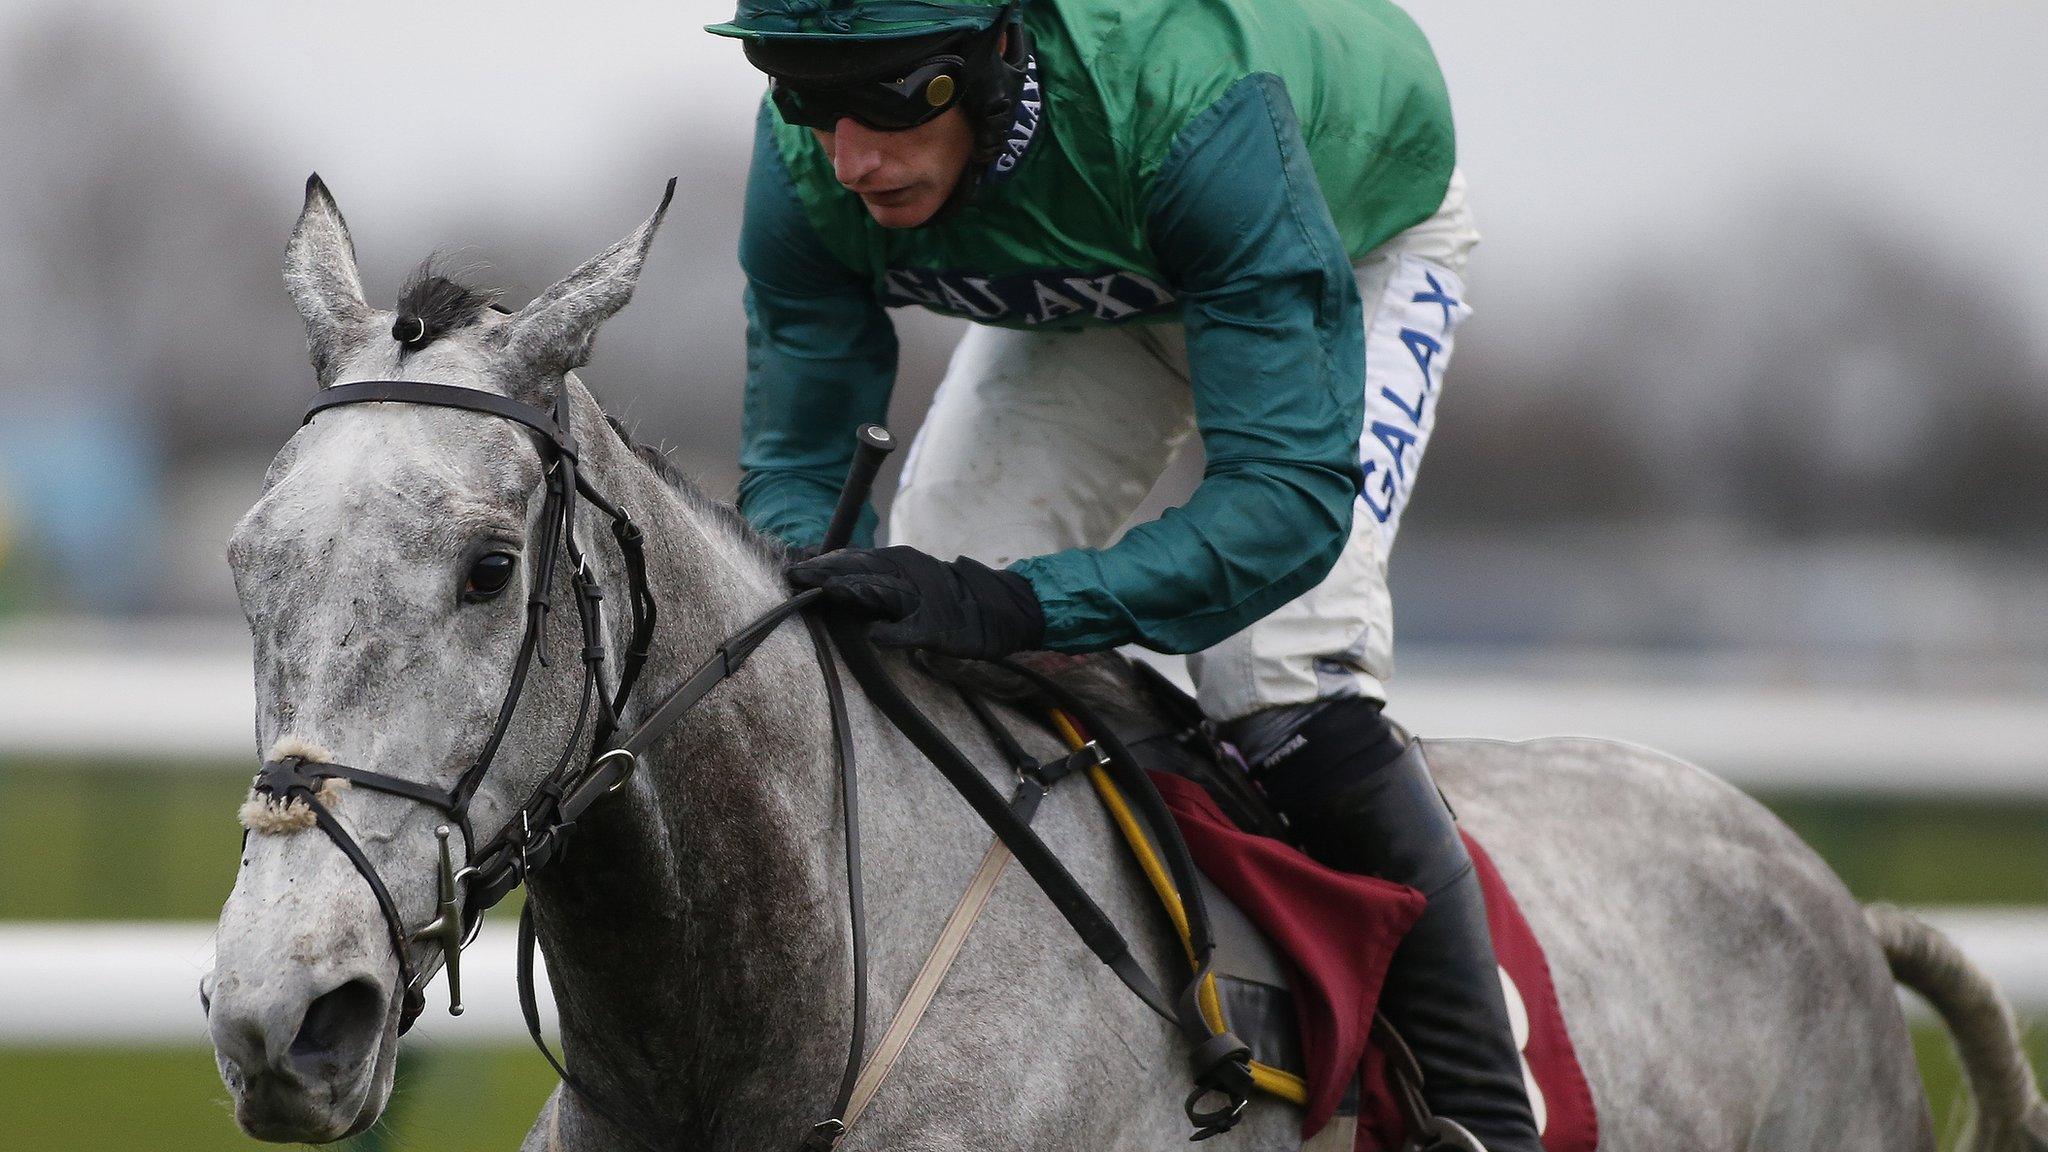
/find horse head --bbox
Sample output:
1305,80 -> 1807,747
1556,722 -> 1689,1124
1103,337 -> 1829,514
204,175 -> 672,1142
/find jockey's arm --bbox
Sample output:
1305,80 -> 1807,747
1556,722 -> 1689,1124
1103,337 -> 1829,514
736,104 -> 899,551
1010,75 -> 1366,655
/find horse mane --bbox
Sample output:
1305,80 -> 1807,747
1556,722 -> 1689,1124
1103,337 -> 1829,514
603,414 -> 793,569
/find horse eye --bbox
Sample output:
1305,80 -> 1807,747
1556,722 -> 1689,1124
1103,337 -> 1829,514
463,552 -> 517,602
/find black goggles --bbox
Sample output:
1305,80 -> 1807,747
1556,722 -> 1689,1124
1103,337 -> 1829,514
769,54 -> 969,132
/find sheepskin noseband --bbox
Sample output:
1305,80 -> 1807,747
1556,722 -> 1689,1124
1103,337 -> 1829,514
240,736 -> 349,834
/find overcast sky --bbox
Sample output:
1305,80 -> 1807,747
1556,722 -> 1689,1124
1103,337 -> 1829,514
5,0 -> 2046,360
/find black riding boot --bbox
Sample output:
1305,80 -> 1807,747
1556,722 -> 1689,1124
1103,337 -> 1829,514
1236,698 -> 1544,1152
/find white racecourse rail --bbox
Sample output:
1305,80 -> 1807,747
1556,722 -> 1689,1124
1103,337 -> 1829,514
2,629 -> 2043,793
0,922 -> 553,1046
2,625 -> 2046,1043
2,912 -> 2041,1045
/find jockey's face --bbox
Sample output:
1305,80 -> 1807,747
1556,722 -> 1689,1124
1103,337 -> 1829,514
812,106 -> 973,229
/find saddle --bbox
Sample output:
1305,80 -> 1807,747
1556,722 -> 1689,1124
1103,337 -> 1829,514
929,651 -> 1598,1152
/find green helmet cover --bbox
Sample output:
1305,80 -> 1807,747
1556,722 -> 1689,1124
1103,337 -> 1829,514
706,0 -> 1008,42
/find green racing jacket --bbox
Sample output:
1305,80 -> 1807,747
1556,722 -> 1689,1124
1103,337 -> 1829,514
735,0 -> 1455,654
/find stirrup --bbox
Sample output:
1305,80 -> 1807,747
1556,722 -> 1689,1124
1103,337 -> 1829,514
1379,1014 -> 1490,1152
1410,1116 -> 1489,1152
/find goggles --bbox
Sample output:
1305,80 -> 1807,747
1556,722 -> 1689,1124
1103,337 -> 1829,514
769,54 -> 969,132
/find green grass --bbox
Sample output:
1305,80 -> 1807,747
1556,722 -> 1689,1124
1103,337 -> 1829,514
1765,792 -> 2048,906
0,761 -> 250,921
0,1047 -> 559,1152
0,762 -> 521,922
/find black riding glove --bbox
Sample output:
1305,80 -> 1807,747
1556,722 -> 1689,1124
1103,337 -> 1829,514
787,545 -> 1045,661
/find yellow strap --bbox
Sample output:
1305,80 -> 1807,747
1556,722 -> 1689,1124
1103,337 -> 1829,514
1048,711 -> 1308,1108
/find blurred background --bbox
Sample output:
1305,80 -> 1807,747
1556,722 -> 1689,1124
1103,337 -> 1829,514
1,0 -> 2043,1147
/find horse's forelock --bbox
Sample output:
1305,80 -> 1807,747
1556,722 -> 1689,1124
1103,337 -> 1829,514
392,261 -> 502,352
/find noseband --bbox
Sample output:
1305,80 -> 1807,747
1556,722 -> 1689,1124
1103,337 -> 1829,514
251,379 -> 660,1029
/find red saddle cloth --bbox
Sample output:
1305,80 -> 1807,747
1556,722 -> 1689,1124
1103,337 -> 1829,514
1152,772 -> 1597,1152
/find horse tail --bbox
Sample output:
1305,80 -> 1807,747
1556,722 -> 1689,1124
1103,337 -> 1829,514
1867,903 -> 2048,1151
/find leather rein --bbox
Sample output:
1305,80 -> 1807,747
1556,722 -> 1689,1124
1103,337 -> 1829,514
250,382 -> 1252,1149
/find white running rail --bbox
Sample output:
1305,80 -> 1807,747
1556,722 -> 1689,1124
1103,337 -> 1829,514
0,921 -> 552,1045
3,642 -> 2047,795
1,912 -> 2041,1044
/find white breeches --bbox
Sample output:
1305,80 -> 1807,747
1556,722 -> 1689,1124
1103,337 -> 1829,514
889,171 -> 1479,722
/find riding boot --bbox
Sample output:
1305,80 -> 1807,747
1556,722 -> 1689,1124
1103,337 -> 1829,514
1234,698 -> 1544,1152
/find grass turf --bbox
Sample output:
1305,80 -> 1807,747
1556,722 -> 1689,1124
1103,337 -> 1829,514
0,1047 -> 560,1151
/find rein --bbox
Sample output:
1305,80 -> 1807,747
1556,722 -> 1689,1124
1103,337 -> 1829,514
252,384 -> 1251,1148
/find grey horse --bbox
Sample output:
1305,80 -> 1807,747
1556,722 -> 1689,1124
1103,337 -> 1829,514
205,178 -> 2048,1152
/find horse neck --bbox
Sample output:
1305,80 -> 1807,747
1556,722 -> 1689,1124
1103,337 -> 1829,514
526,385 -> 857,1144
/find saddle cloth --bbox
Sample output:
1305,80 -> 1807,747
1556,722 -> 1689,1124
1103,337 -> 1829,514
1151,772 -> 1598,1152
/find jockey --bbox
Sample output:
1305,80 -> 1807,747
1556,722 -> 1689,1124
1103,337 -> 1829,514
707,1 -> 1531,1146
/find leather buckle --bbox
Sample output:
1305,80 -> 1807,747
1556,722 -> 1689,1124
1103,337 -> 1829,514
1183,1085 -> 1250,1141
798,1118 -> 845,1151
1185,1031 -> 1254,1140
253,755 -> 329,800
1029,740 -> 1106,790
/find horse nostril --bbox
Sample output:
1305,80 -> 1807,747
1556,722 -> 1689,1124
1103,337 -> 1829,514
290,978 -> 382,1069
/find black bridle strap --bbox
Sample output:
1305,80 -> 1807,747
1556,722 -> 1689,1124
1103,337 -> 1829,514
807,611 -> 870,1124
604,590 -> 828,763
250,757 -> 433,1026
460,589 -> 838,921
302,762 -> 465,814
608,520 -> 658,718
517,902 -> 669,1152
297,380 -> 653,1028
511,602 -> 865,1150
304,800 -> 428,1019
823,614 -> 1185,1029
308,380 -> 570,448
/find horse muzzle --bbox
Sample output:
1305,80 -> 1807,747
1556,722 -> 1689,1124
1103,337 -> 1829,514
206,959 -> 399,1142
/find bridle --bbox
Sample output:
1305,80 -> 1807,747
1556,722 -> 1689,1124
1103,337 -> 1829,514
251,379 -> 663,1030
246,380 -> 1253,1148
248,377 -> 869,1150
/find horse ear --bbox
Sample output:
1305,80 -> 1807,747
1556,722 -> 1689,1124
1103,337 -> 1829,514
501,178 -> 676,373
285,174 -> 375,385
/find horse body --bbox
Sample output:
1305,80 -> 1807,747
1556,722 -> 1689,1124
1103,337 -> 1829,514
1438,736 -> 1931,1148
208,179 -> 2035,1152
